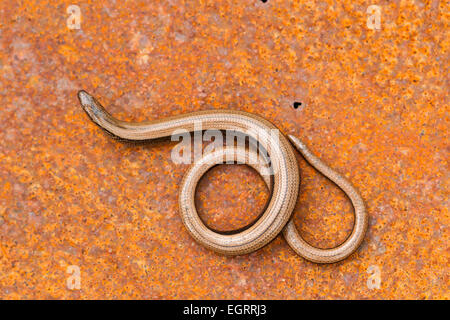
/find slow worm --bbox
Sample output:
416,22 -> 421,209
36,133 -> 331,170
78,90 -> 368,263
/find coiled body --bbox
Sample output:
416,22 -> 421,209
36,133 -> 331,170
78,90 -> 368,263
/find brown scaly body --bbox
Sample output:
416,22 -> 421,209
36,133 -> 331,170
78,90 -> 367,263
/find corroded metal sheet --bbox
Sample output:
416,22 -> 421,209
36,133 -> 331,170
0,0 -> 447,299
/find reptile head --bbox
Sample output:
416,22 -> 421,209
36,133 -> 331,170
77,90 -> 107,126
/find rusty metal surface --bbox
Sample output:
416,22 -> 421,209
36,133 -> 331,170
0,0 -> 448,299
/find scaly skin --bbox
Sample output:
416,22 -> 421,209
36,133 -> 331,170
78,90 -> 367,263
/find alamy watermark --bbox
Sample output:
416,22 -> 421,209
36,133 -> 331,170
66,265 -> 81,290
367,265 -> 381,289
67,5 -> 81,30
366,5 -> 381,30
170,121 -> 282,176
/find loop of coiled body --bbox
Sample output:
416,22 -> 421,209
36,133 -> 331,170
78,90 -> 368,263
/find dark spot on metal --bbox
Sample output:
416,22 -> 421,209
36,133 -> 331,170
293,102 -> 302,109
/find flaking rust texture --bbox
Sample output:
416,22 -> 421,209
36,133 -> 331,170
0,0 -> 448,299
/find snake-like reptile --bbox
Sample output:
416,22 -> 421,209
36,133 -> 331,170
78,90 -> 368,263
